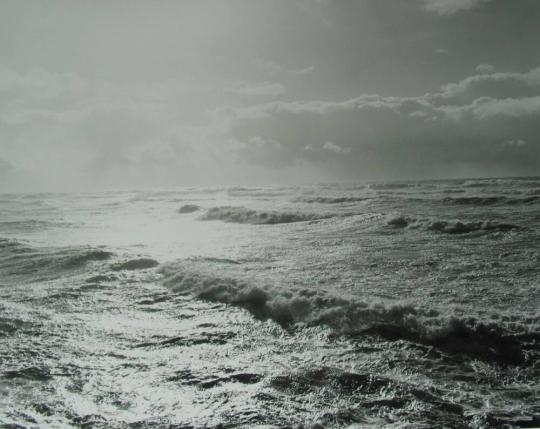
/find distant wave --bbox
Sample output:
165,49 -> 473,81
160,262 -> 538,365
227,187 -> 291,198
0,219 -> 70,233
178,204 -> 200,214
386,215 -> 519,234
0,237 -> 113,280
0,237 -> 25,250
200,206 -> 331,224
442,196 -> 540,206
296,196 -> 368,204
462,178 -> 540,188
367,182 -> 415,190
60,249 -> 114,269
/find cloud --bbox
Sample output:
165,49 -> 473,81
435,48 -> 449,55
506,139 -> 526,148
252,59 -> 314,76
434,68 -> 540,105
468,96 -> 540,119
224,81 -> 286,97
226,66 -> 540,179
323,141 -> 351,153
476,64 -> 495,73
423,0 -> 491,15
2,63 -> 540,190
0,67 -> 241,190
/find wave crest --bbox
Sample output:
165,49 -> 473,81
297,196 -> 368,204
110,258 -> 159,271
0,238 -> 114,279
443,196 -> 540,206
160,262 -> 538,364
200,206 -> 329,224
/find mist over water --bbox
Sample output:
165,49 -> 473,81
1,178 -> 539,428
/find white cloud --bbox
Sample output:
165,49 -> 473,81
227,65 -> 540,179
506,139 -> 526,147
476,64 -> 495,73
252,59 -> 314,76
435,48 -> 449,55
224,81 -> 286,97
2,63 -> 540,189
423,0 -> 491,15
323,141 -> 351,153
469,96 -> 540,119
433,68 -> 540,105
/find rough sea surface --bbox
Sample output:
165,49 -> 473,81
1,178 -> 539,428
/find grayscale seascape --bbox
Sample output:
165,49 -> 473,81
1,179 -> 539,428
1,1 -> 540,428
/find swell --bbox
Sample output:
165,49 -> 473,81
160,262 -> 539,365
442,196 -> 540,206
0,219 -> 71,233
199,206 -> 331,224
177,204 -> 200,214
0,237 -> 113,280
110,258 -> 159,271
386,214 -> 520,234
367,182 -> 415,190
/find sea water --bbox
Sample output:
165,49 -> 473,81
1,178 -> 539,428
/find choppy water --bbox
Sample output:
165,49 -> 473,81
1,178 -> 539,428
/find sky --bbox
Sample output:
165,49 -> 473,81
1,0 -> 539,191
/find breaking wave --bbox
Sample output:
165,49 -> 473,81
0,219 -> 71,233
160,262 -> 539,365
386,214 -> 520,234
200,206 -> 330,224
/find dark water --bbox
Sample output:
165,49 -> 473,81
1,178 -> 539,428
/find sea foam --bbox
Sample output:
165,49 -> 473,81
160,261 -> 539,365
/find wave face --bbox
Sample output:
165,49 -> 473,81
199,206 -> 329,224
0,237 -> 113,280
443,196 -> 540,206
177,204 -> 200,213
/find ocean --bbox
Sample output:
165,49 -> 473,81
1,177 -> 539,428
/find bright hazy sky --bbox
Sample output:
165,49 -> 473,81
1,0 -> 539,191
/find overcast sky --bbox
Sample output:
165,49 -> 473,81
1,0 -> 539,191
